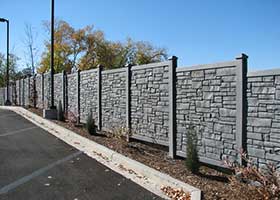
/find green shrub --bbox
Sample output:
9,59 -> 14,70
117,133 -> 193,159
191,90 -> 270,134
57,100 -> 64,121
185,124 -> 200,174
86,109 -> 96,135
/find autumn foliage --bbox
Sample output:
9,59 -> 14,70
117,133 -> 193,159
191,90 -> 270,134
37,20 -> 167,73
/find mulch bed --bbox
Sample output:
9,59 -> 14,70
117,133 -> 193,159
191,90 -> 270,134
28,107 -> 262,200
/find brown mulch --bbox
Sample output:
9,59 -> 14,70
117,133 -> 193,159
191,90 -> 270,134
28,107 -> 262,200
161,186 -> 191,200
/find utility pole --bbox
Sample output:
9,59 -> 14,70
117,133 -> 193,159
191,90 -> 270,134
0,18 -> 11,105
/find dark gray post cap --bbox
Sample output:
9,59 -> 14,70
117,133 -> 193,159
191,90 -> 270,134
97,64 -> 104,70
168,56 -> 178,61
236,53 -> 248,60
125,63 -> 132,68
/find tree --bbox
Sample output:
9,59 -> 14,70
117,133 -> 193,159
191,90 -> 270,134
0,53 -> 5,87
131,40 -> 168,65
0,52 -> 20,87
38,20 -> 88,73
23,23 -> 39,76
37,19 -> 168,73
79,36 -> 168,70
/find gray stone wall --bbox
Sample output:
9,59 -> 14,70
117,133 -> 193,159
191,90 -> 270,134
29,77 -> 35,107
176,66 -> 238,165
20,80 -> 24,106
130,64 -> 170,146
0,87 -> 5,105
54,73 -> 63,107
35,75 -> 43,108
23,78 -> 29,107
80,70 -> 98,123
9,57 -> 280,168
21,79 -> 25,106
67,74 -> 77,116
247,72 -> 280,169
16,80 -> 20,105
101,69 -> 126,130
43,73 -> 51,109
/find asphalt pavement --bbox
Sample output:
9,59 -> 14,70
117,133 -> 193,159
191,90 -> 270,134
0,109 -> 162,200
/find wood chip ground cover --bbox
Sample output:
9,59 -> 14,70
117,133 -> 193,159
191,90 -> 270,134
161,186 -> 191,200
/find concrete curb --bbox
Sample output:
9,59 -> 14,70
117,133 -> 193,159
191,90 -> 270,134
0,106 -> 201,200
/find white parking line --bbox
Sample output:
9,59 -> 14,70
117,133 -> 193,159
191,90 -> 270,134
0,113 -> 18,118
0,151 -> 82,194
0,126 -> 39,137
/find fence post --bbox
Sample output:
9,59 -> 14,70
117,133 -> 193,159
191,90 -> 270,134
28,75 -> 31,107
77,69 -> 81,124
22,78 -> 25,106
126,64 -> 132,140
65,73 -> 68,114
62,70 -> 66,112
10,84 -> 13,104
18,80 -> 20,105
235,53 -> 248,165
18,79 -> 21,106
168,56 -> 178,158
41,74 -> 44,108
33,75 -> 37,108
97,64 -> 103,131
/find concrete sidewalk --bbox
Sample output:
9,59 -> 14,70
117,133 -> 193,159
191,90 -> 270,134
0,109 -> 161,200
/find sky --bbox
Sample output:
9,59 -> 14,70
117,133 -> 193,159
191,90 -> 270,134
0,0 -> 279,71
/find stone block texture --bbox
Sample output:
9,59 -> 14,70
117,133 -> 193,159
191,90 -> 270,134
16,80 -> 20,105
21,78 -> 28,106
43,73 -> 51,109
54,73 -> 63,107
35,75 -> 43,108
23,78 -> 29,107
29,77 -> 35,107
4,59 -> 280,168
101,69 -> 126,130
80,70 -> 98,123
0,87 -> 5,105
66,74 -> 77,116
176,66 -> 237,163
130,65 -> 170,145
10,84 -> 16,105
247,74 -> 280,168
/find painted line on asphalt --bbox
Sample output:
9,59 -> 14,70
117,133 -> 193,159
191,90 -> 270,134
0,151 -> 82,195
0,126 -> 39,137
0,113 -> 18,119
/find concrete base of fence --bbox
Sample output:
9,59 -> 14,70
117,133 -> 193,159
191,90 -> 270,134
0,106 -> 201,200
4,100 -> 12,106
43,108 -> 57,120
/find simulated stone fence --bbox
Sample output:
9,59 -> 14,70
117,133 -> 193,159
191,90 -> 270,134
24,77 -> 30,107
130,62 -> 170,146
66,73 -> 78,117
1,54 -> 280,169
16,80 -> 20,105
0,87 -> 5,105
101,68 -> 127,131
247,69 -> 280,168
80,69 -> 98,124
54,73 -> 63,108
43,73 -> 51,109
35,75 -> 42,108
175,57 -> 246,166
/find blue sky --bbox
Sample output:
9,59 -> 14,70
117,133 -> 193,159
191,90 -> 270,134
0,0 -> 279,71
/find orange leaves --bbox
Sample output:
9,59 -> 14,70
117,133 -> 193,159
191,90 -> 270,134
38,19 -> 168,74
